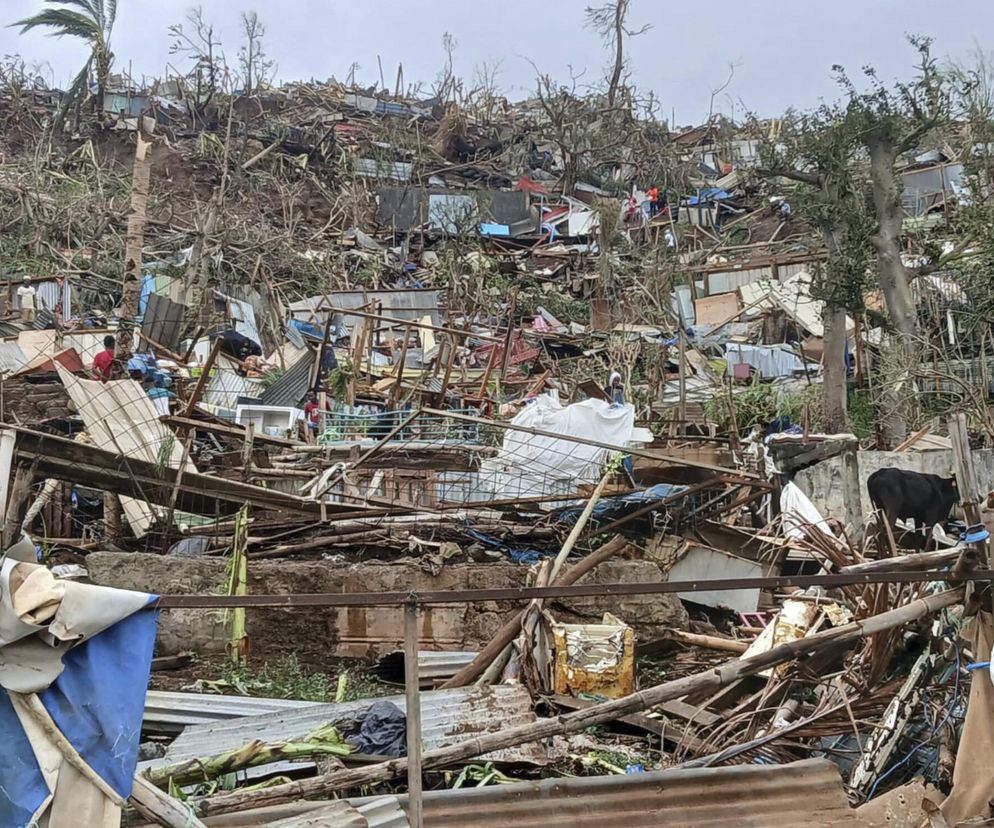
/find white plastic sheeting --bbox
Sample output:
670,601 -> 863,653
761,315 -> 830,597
725,343 -> 819,379
480,394 -> 635,499
780,481 -> 836,540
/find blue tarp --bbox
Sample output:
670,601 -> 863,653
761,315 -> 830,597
0,600 -> 158,825
555,483 -> 689,527
686,188 -> 731,206
289,318 -> 326,341
466,528 -> 553,565
138,273 -> 156,318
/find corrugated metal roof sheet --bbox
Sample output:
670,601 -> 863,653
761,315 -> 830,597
199,759 -> 854,828
149,685 -> 547,769
0,342 -> 28,375
261,352 -> 313,407
31,308 -> 55,330
144,690 -> 318,733
142,292 -> 187,351
356,797 -> 409,828
405,758 -> 856,827
372,650 -> 478,687
288,289 -> 441,327
264,799 -> 369,827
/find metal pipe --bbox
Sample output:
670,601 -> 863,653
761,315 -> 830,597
404,601 -> 424,828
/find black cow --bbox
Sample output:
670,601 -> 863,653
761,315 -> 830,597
867,468 -> 959,549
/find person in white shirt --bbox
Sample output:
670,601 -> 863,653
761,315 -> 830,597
17,277 -> 36,324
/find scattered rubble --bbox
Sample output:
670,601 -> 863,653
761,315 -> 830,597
1,6 -> 994,827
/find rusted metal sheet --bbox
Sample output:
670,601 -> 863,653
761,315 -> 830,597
334,603 -> 466,657
201,759 -> 855,828
552,622 -> 635,699
413,758 -> 856,827
149,685 -> 547,770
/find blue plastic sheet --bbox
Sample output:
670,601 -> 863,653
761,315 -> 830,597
466,528 -> 553,564
289,318 -> 325,340
0,691 -> 48,828
0,600 -> 158,823
555,483 -> 689,527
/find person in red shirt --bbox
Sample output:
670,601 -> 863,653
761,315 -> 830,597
92,335 -> 116,381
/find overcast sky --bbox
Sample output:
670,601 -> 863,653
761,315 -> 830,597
0,0 -> 991,125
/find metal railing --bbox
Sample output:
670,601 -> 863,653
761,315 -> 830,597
315,407 -> 482,445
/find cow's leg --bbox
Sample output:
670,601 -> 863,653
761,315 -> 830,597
875,508 -> 898,556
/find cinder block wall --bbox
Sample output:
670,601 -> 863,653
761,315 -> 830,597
794,449 -> 994,520
86,553 -> 689,662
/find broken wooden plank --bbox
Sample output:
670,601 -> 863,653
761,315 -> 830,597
10,426 -> 390,519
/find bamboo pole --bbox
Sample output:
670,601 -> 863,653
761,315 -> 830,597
192,588 -> 963,818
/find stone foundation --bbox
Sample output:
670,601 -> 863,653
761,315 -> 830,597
86,553 -> 689,663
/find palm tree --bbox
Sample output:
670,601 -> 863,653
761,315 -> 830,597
10,0 -> 118,128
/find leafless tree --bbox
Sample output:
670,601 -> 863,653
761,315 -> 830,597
168,6 -> 225,123
238,11 -> 276,95
584,0 -> 650,108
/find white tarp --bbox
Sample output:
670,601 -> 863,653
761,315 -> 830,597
780,481 -> 836,540
0,554 -> 150,693
57,366 -> 195,537
725,343 -> 819,379
480,394 -> 635,499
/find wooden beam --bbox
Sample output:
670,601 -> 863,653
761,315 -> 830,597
183,337 -> 223,418
10,426 -> 386,519
319,305 -> 502,343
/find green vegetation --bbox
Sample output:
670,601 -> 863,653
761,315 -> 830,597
704,381 -> 819,433
218,654 -> 388,703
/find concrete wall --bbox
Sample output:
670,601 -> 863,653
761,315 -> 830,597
87,554 -> 688,663
794,448 -> 994,520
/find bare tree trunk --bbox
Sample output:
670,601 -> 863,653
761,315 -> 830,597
868,138 -> 916,447
124,132 -> 153,289
607,0 -> 627,106
116,130 -> 153,377
821,305 -> 849,433
868,139 -> 917,338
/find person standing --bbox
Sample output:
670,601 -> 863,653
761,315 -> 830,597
663,227 -> 677,251
647,185 -> 660,216
144,375 -> 174,416
17,277 -> 36,324
92,335 -> 116,381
